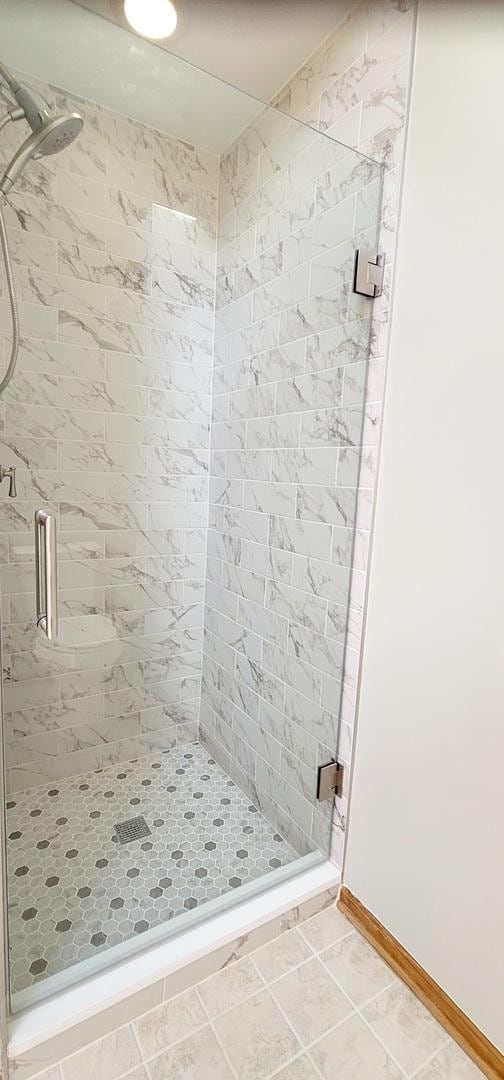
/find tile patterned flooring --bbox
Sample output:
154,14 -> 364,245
6,742 -> 296,993
31,904 -> 484,1080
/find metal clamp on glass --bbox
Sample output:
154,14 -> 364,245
35,508 -> 58,640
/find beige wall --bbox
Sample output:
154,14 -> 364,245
345,0 -> 504,1051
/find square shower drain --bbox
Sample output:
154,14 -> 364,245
114,815 -> 152,844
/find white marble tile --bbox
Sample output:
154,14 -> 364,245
250,341 -> 306,385
266,579 -> 327,634
271,448 -> 338,486
319,14 -> 414,132
279,284 -> 350,344
247,414 -> 301,451
269,515 -> 332,561
5,192 -> 107,250
276,369 -> 343,415
300,405 -> 362,449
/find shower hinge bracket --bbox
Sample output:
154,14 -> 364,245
353,248 -> 385,298
317,760 -> 344,802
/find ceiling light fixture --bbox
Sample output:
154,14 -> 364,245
123,0 -> 178,40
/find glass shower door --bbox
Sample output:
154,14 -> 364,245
0,0 -> 383,1011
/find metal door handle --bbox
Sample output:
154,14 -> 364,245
35,508 -> 58,640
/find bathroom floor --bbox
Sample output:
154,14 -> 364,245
6,742 -> 297,994
33,902 -> 484,1080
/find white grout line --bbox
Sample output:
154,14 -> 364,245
129,1019 -> 147,1076
407,1036 -> 453,1079
249,959 -> 325,1080
209,1022 -> 241,1080
40,905 -> 461,1080
314,948 -> 409,1078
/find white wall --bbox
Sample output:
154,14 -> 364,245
344,0 -> 504,1052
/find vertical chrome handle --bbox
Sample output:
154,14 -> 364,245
35,508 -> 58,640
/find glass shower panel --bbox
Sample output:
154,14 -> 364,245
0,0 -> 383,1010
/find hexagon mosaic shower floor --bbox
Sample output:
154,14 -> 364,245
6,742 -> 297,994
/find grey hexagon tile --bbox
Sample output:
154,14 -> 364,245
6,742 -> 296,994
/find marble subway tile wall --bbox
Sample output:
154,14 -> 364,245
199,101 -> 383,857
0,73 -> 218,793
272,0 -> 416,862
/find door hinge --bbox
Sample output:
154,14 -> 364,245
317,761 -> 344,802
353,248 -> 385,298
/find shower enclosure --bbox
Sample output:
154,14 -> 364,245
0,0 -> 383,1014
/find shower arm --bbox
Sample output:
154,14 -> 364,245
0,59 -> 42,131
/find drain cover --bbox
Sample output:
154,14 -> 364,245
114,815 -> 151,845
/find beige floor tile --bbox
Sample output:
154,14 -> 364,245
121,1071 -> 148,1080
362,982 -> 448,1076
61,1027 -> 141,1080
148,1024 -> 234,1080
310,1013 -> 404,1080
321,931 -> 396,1007
197,956 -> 264,1019
31,1068 -> 63,1080
272,1055 -> 321,1079
272,956 -> 353,1045
298,906 -> 353,953
214,988 -> 301,1079
253,928 -> 313,983
414,1040 -> 486,1077
133,988 -> 206,1058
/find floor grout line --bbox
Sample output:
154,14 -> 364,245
407,1035 -> 453,1078
17,885 -> 474,1080
208,1019 -> 241,1080
194,983 -> 240,1079
129,1018 -> 147,1075
254,975 -> 322,1080
311,951 -> 410,1078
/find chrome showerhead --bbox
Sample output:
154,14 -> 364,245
0,111 -> 83,195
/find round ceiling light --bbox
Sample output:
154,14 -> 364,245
123,0 -> 178,39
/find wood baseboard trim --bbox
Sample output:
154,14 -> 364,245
338,887 -> 503,1080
